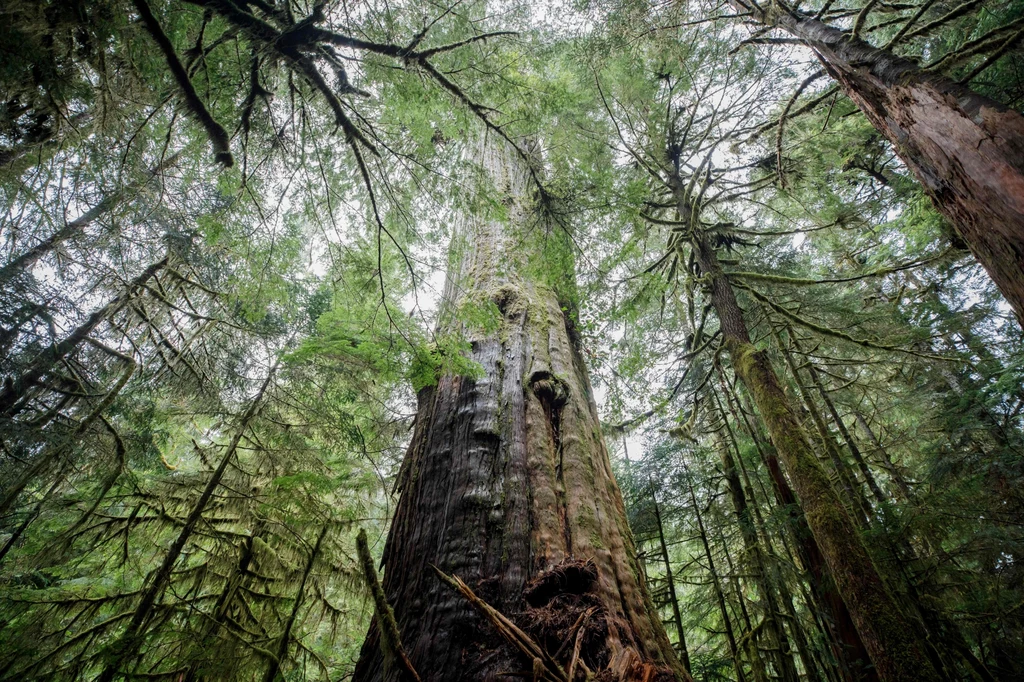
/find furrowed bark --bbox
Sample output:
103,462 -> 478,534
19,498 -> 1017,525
352,134 -> 688,682
735,0 -> 1024,327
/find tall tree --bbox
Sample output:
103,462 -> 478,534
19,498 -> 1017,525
352,134 -> 688,682
726,0 -> 1024,326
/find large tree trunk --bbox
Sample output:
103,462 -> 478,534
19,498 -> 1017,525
676,171 -> 940,680
352,135 -> 687,682
733,1 -> 1024,327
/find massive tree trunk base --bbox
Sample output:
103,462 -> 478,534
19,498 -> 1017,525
358,559 -> 677,682
352,290 -> 683,681
521,559 -> 677,682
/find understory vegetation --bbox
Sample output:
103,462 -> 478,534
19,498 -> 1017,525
0,0 -> 1022,680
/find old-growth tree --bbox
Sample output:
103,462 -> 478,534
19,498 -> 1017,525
2,0 -> 1024,680
352,134 -> 688,682
723,0 -> 1024,326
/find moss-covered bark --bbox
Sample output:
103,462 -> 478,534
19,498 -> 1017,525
679,194 -> 941,680
352,135 -> 688,682
727,340 -> 940,681
719,377 -> 877,682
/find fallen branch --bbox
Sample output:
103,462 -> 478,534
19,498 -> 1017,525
357,529 -> 421,682
431,566 -> 568,682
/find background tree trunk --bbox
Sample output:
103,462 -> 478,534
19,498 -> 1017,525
735,0 -> 1024,327
680,193 -> 941,680
352,135 -> 687,682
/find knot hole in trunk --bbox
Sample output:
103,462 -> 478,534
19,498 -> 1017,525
492,284 -> 524,317
521,559 -> 615,677
529,371 -> 569,410
524,558 -> 598,607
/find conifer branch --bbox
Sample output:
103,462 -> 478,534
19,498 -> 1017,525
132,0 -> 233,167
356,529 -> 421,682
737,283 -> 954,361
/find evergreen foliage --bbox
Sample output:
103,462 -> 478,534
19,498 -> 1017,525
1,0 -> 1022,679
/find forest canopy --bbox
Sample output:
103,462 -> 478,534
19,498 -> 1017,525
0,0 -> 1022,680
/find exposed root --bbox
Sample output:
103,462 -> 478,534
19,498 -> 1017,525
435,559 -> 678,682
432,566 -> 568,682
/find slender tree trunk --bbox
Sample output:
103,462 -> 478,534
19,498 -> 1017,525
264,524 -> 328,682
352,135 -> 687,682
720,376 -> 876,682
0,352 -> 135,521
712,397 -> 799,682
719,402 -> 817,681
788,333 -> 886,506
0,477 -> 60,565
773,331 -> 873,527
676,176 -> 940,680
854,412 -> 914,501
775,570 -> 824,682
0,153 -> 179,287
651,489 -> 693,672
720,535 -> 768,682
733,0 -> 1024,327
688,477 -> 747,682
182,521 -> 266,682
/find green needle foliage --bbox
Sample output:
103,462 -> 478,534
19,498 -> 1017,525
1,0 -> 1023,680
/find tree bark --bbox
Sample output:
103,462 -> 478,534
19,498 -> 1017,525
735,0 -> 1024,327
650,489 -> 692,672
677,174 -> 940,680
352,135 -> 687,682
